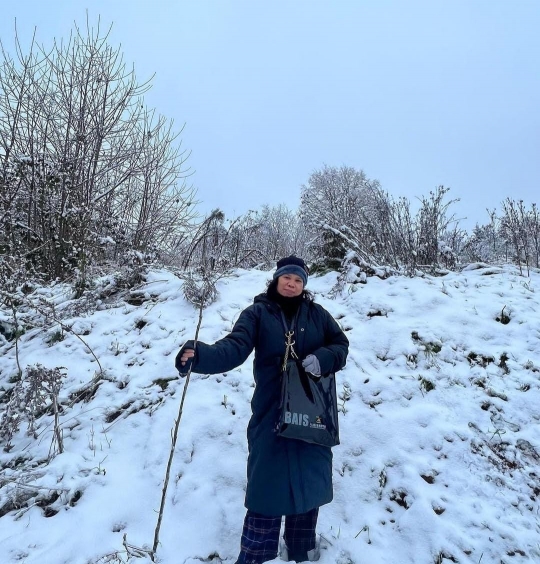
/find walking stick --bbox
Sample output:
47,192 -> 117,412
151,290 -> 206,560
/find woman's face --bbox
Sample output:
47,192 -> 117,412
277,273 -> 304,297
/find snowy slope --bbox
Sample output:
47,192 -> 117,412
0,265 -> 539,564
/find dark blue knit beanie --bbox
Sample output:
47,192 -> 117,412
273,256 -> 309,286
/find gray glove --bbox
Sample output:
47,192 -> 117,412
302,354 -> 321,377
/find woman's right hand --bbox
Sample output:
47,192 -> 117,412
176,340 -> 196,376
179,348 -> 195,366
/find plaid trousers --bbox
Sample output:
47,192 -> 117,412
235,508 -> 319,564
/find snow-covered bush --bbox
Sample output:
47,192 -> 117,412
0,364 -> 66,453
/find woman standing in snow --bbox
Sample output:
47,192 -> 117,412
176,256 -> 349,564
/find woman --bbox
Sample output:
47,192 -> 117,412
176,256 -> 349,564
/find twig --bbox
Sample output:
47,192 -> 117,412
32,300 -> 104,374
355,525 -> 371,544
1,477 -> 70,493
319,533 -> 333,547
123,533 -> 151,559
14,501 -> 40,521
10,300 -> 23,379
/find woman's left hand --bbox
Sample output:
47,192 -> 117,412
302,354 -> 321,377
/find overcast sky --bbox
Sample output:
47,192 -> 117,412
2,1 -> 539,228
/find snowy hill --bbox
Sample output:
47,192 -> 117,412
1,265 -> 539,564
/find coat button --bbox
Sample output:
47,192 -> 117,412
300,328 -> 304,332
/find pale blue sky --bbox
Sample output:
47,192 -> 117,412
2,1 -> 539,228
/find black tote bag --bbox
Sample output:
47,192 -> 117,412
276,359 -> 340,447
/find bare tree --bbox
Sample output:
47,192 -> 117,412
254,204 -> 308,262
385,195 -> 419,273
462,210 -> 507,265
415,186 -> 460,267
528,203 -> 540,268
501,198 -> 530,275
0,18 -> 195,287
300,165 -> 377,231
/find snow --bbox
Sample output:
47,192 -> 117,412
1,265 -> 539,564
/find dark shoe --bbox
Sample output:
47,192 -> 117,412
280,542 -> 320,562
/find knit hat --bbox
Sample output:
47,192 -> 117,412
273,256 -> 309,287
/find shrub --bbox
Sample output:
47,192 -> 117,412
0,364 -> 66,451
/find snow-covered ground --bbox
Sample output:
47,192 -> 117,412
1,264 -> 539,564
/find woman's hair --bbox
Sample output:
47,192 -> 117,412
265,278 -> 314,302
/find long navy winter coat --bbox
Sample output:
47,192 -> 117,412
177,293 -> 349,516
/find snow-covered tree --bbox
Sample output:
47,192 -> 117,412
0,21 -> 195,287
461,211 -> 507,264
299,165 -> 381,270
300,165 -> 461,275
500,199 -> 540,274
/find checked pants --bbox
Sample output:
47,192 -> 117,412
235,508 -> 319,564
